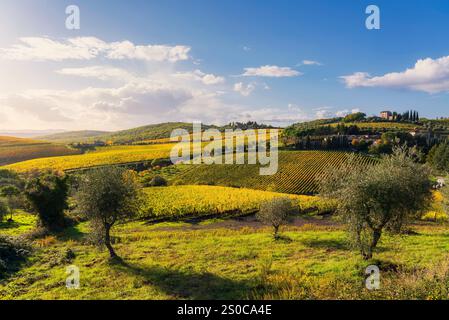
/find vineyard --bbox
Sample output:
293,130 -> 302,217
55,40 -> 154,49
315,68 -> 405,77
139,185 -> 329,219
3,130 -> 280,172
171,151 -> 376,194
2,144 -> 174,172
0,136 -> 80,166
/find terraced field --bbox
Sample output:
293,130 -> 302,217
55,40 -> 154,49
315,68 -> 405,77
140,185 -> 329,219
171,151 -> 376,194
0,136 -> 80,166
2,144 -> 174,172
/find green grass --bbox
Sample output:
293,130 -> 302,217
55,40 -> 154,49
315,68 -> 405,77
0,211 -> 37,236
2,213 -> 449,300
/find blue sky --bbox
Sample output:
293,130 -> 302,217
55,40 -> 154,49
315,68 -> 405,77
0,0 -> 449,131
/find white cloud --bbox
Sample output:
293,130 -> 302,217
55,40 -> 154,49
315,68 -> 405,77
173,70 -> 225,85
0,36 -> 332,130
341,55 -> 449,93
236,107 -> 310,125
242,65 -> 301,77
233,82 -> 255,96
243,46 -> 251,52
57,66 -> 134,81
335,108 -> 361,117
0,36 -> 191,62
301,60 -> 322,66
315,109 -> 334,119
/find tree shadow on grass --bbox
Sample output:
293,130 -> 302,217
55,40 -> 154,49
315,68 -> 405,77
110,258 -> 253,300
0,220 -> 21,231
301,238 -> 349,251
274,235 -> 293,243
58,225 -> 86,242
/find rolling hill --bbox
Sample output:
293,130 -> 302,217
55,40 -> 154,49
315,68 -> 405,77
2,144 -> 174,172
38,122 -> 218,145
36,122 -> 272,145
37,130 -> 110,143
99,122 -> 219,144
0,136 -> 81,166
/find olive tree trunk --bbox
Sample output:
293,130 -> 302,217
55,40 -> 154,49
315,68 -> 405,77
104,224 -> 117,258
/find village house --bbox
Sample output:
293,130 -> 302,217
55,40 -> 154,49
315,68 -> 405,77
380,111 -> 393,120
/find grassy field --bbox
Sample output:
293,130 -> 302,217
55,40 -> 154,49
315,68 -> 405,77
172,151 -> 376,194
2,144 -> 174,172
2,212 -> 449,300
0,136 -> 80,166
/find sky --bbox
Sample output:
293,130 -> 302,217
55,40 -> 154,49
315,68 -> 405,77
1,0 -> 449,131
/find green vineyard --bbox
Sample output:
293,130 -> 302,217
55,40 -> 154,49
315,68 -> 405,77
171,151 -> 376,195
139,185 -> 326,219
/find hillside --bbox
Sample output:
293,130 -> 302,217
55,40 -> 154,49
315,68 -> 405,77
285,117 -> 422,133
37,130 -> 110,143
36,122 -> 274,145
171,151 -> 376,194
96,122 -> 219,144
0,136 -> 81,166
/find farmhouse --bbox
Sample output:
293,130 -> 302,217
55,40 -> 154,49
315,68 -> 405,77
380,111 -> 393,120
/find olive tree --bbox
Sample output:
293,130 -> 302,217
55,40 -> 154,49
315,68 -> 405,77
320,147 -> 433,259
257,197 -> 296,240
76,167 -> 143,259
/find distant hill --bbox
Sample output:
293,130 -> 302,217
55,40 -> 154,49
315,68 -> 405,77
97,122 -> 218,144
35,122 -> 281,145
0,129 -> 65,138
37,130 -> 110,143
36,123 -> 217,145
0,136 -> 81,166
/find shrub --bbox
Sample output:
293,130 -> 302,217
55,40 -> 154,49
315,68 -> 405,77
24,171 -> 69,232
0,235 -> 31,276
256,198 -> 296,239
151,158 -> 172,167
0,198 -> 10,222
149,175 -> 167,187
428,142 -> 449,172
